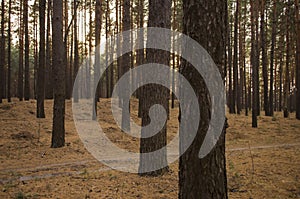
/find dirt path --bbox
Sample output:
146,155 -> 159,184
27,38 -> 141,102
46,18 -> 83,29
1,142 -> 299,185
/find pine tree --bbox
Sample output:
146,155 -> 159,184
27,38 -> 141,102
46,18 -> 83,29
51,0 -> 66,148
179,0 -> 228,197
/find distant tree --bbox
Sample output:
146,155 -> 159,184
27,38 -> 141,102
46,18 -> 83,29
295,0 -> 300,120
251,0 -> 259,128
121,0 -> 131,132
45,0 -> 53,99
261,0 -> 270,116
284,1 -> 291,118
269,0 -> 277,116
233,0 -> 240,114
18,0 -> 24,101
179,0 -> 228,197
24,0 -> 30,100
0,0 -> 5,103
93,0 -> 102,120
73,0 -> 79,103
37,0 -> 46,118
51,0 -> 66,148
7,0 -> 12,103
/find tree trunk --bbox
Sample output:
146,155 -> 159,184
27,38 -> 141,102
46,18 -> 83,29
137,0 -> 144,118
228,12 -> 234,114
251,0 -> 258,128
295,0 -> 300,120
37,0 -> 46,118
45,0 -> 53,99
261,0 -> 270,116
51,0 -> 66,148
18,0 -> 24,101
284,4 -> 290,118
179,0 -> 228,198
121,0 -> 131,132
7,0 -> 11,102
93,0 -> 102,120
139,0 -> 171,176
233,0 -> 240,114
73,0 -> 79,103
269,0 -> 277,116
24,0 -> 30,100
0,0 -> 5,103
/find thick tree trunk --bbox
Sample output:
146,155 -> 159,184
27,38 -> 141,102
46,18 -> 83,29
37,0 -> 46,118
51,0 -> 66,148
179,0 -> 228,198
139,0 -> 171,176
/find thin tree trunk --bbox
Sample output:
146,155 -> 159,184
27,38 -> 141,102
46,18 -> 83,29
37,0 -> 46,118
228,12 -> 234,114
295,0 -> 300,120
73,0 -> 79,103
7,0 -> 12,102
251,0 -> 258,128
284,4 -> 290,118
93,0 -> 102,120
269,0 -> 277,116
233,0 -> 240,114
261,0 -> 270,116
18,0 -> 24,101
24,0 -> 30,100
121,0 -> 131,132
0,0 -> 5,103
45,0 -> 53,99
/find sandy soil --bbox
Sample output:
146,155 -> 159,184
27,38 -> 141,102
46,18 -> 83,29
0,98 -> 299,198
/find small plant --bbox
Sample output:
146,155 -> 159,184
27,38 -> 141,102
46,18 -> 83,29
15,191 -> 26,199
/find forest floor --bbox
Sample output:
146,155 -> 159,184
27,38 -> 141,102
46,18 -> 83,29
0,98 -> 299,199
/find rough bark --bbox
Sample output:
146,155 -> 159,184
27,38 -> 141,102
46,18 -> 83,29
284,4 -> 290,118
139,0 -> 171,176
37,0 -> 46,118
179,0 -> 228,198
51,0 -> 66,148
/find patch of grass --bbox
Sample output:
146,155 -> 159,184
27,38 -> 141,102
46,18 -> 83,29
15,191 -> 26,199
